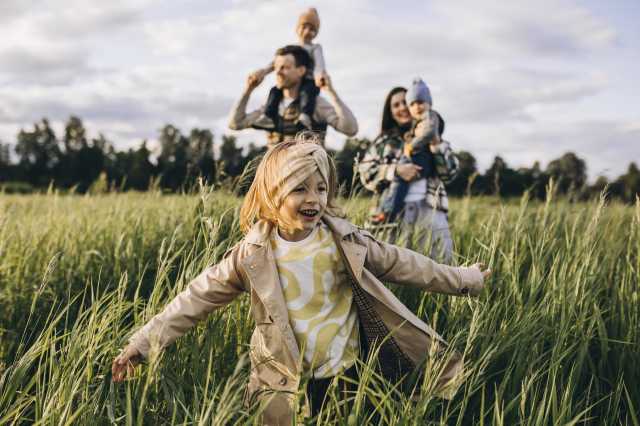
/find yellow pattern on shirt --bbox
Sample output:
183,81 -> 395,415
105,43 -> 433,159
271,223 -> 359,378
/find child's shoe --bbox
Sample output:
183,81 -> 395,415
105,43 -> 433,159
252,114 -> 276,131
370,212 -> 387,225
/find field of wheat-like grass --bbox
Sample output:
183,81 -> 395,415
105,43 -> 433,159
0,189 -> 638,425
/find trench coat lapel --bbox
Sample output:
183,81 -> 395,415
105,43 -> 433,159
338,240 -> 366,281
323,215 -> 444,341
322,216 -> 366,280
241,237 -> 302,365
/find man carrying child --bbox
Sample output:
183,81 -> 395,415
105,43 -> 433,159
228,44 -> 357,145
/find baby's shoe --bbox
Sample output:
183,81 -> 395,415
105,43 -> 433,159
370,212 -> 387,225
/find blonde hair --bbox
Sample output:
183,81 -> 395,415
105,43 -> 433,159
240,134 -> 342,233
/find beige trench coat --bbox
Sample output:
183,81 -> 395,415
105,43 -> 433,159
129,215 -> 484,425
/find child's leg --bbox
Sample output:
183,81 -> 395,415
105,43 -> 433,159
307,375 -> 332,417
384,157 -> 412,221
264,86 -> 283,121
306,366 -> 358,417
387,177 -> 409,221
252,86 -> 283,131
298,78 -> 320,124
411,148 -> 436,179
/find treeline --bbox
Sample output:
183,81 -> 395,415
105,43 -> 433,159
0,117 -> 264,193
1,116 -> 639,203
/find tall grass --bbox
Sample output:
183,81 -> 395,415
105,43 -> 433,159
0,189 -> 638,424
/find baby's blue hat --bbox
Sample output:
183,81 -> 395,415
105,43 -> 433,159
405,77 -> 432,106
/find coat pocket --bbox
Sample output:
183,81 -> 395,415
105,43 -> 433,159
249,325 -> 297,391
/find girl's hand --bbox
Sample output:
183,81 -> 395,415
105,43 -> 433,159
472,263 -> 492,281
111,345 -> 142,382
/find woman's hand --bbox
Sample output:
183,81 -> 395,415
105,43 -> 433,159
472,263 -> 492,281
111,345 -> 142,382
396,163 -> 422,182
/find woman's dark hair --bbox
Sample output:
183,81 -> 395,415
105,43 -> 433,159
436,110 -> 446,136
381,86 -> 407,134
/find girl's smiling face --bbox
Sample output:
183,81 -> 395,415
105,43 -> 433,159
277,170 -> 328,241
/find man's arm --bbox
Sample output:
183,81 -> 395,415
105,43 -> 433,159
313,75 -> 358,136
251,61 -> 275,81
227,73 -> 267,131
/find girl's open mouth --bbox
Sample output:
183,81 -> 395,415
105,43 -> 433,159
299,209 -> 319,218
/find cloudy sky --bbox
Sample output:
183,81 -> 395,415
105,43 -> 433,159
1,0 -> 638,179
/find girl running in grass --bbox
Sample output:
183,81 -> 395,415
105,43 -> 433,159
112,136 -> 491,425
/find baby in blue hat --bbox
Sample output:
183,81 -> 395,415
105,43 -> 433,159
380,77 -> 443,222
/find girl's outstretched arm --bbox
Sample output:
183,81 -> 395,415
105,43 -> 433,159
112,244 -> 247,381
361,232 -> 490,296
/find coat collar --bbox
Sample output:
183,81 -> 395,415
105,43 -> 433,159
244,220 -> 274,246
322,215 -> 360,240
243,215 -> 359,246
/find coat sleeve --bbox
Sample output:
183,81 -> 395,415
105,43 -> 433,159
431,140 -> 459,184
359,232 -> 483,296
357,135 -> 398,193
128,244 -> 247,357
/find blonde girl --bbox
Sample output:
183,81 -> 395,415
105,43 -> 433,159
112,137 -> 490,425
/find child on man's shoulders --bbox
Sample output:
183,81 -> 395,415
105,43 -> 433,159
250,8 -> 328,132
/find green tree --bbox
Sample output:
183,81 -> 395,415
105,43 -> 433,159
516,161 -> 549,200
188,128 -> 216,184
588,175 -> 610,199
482,156 -> 524,197
128,141 -> 156,190
58,117 -> 106,191
63,116 -> 88,152
616,162 -> 640,203
157,124 -> 189,190
15,118 -> 61,186
234,142 -> 267,194
546,152 -> 587,198
218,135 -> 244,178
335,138 -> 369,196
0,142 -> 13,182
448,150 -> 478,196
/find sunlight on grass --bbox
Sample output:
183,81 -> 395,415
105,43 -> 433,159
0,189 -> 638,424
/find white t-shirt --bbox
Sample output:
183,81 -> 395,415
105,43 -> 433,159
278,97 -> 295,116
270,223 -> 359,378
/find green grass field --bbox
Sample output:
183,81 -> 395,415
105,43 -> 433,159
0,189 -> 638,425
